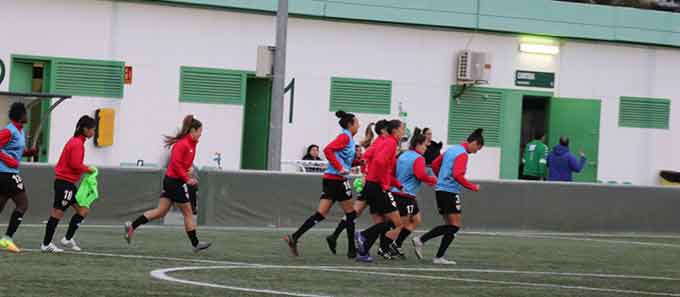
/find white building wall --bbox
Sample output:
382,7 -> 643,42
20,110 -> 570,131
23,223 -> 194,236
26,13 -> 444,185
0,0 -> 676,185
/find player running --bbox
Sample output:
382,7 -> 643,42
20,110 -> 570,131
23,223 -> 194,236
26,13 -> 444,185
41,115 -> 97,253
389,128 -> 437,258
354,119 -> 404,263
325,120 -> 388,257
0,103 -> 35,253
124,115 -> 211,252
285,110 -> 360,258
412,128 -> 483,265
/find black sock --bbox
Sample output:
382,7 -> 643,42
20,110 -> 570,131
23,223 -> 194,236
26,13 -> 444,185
186,229 -> 199,247
330,218 -> 347,239
132,215 -> 149,230
361,222 -> 390,252
65,214 -> 85,240
420,225 -> 449,243
292,212 -> 325,241
379,233 -> 390,250
43,217 -> 60,246
5,210 -> 24,238
345,211 -> 357,255
395,229 -> 412,247
436,226 -> 459,258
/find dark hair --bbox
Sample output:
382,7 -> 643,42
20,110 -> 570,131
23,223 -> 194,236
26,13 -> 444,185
360,123 -> 375,148
410,127 -> 427,150
164,115 -> 202,148
306,144 -> 319,156
335,110 -> 356,129
423,127 -> 431,135
467,128 -> 484,146
8,102 -> 26,122
559,136 -> 569,147
73,115 -> 96,137
374,119 -> 388,135
386,119 -> 402,135
534,130 -> 545,140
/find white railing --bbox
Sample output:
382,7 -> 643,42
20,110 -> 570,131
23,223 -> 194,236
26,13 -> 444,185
281,160 -> 329,173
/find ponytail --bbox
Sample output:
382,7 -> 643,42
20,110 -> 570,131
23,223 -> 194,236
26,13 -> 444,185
385,119 -> 402,135
409,127 -> 427,150
164,115 -> 202,148
335,110 -> 356,129
467,128 -> 484,146
360,122 -> 375,148
73,115 -> 96,137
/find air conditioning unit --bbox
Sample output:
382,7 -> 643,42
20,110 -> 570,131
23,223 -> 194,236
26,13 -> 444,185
456,51 -> 491,83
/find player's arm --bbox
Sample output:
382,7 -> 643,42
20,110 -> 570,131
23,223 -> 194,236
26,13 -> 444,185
0,129 -> 18,168
453,154 -> 478,191
68,142 -> 92,174
431,154 -> 443,177
413,157 -> 437,185
323,134 -> 350,173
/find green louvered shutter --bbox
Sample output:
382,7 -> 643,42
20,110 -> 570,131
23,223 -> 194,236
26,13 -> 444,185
52,58 -> 124,98
180,66 -> 246,105
448,86 -> 502,146
619,97 -> 670,129
329,77 -> 391,114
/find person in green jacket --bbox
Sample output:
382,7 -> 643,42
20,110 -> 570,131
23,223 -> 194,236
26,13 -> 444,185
522,131 -> 548,181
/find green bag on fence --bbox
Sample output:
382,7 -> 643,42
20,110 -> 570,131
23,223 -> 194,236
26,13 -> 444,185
76,167 -> 99,208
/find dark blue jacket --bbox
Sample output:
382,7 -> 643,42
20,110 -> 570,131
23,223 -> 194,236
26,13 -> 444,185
547,144 -> 586,182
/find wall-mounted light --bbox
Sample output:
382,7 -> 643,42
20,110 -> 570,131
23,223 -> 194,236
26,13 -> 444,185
519,43 -> 560,55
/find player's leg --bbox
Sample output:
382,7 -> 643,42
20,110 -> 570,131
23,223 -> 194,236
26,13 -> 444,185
338,199 -> 357,258
285,198 -> 332,256
327,197 -> 365,245
1,191 -> 28,253
41,207 -> 66,253
124,198 -> 172,244
433,213 -> 461,265
413,191 -> 460,260
60,204 -> 90,251
176,202 -> 210,252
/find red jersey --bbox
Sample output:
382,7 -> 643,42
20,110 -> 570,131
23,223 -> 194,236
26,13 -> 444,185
55,135 -> 91,183
166,134 -> 198,183
365,135 -> 402,191
0,122 -> 24,168
432,142 -> 478,191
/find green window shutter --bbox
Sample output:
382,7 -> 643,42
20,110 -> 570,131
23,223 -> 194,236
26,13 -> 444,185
448,86 -> 502,146
330,77 -> 391,114
619,97 -> 670,129
53,58 -> 124,98
179,66 -> 246,105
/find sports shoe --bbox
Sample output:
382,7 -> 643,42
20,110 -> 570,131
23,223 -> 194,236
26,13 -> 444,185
41,243 -> 63,253
412,236 -> 424,260
124,221 -> 134,244
283,235 -> 299,256
325,235 -> 337,255
193,241 -> 211,253
377,247 -> 393,260
60,237 -> 82,252
392,245 -> 407,260
355,254 -> 374,263
354,231 -> 367,255
0,237 -> 20,253
433,257 -> 456,265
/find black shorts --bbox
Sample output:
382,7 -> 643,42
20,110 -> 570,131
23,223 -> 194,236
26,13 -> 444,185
436,191 -> 462,215
0,173 -> 26,197
394,193 -> 420,217
364,182 -> 397,215
321,179 -> 352,202
53,179 -> 78,211
161,176 -> 190,204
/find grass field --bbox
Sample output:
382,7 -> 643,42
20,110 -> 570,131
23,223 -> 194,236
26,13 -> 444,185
1,225 -> 679,297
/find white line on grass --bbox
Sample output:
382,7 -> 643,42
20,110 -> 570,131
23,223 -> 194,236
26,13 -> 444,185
150,266 -> 332,297
150,265 -> 680,297
24,249 -> 680,281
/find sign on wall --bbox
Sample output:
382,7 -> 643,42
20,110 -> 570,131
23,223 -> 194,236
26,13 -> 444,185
515,70 -> 555,89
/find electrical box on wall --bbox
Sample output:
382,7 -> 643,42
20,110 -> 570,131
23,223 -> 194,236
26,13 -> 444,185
95,108 -> 115,147
456,51 -> 491,84
256,45 -> 275,77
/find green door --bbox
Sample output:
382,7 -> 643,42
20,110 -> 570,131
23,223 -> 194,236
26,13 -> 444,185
547,97 -> 601,182
241,77 -> 272,170
9,60 -> 51,162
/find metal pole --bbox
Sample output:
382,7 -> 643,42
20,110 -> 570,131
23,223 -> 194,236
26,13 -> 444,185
268,0 -> 288,171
